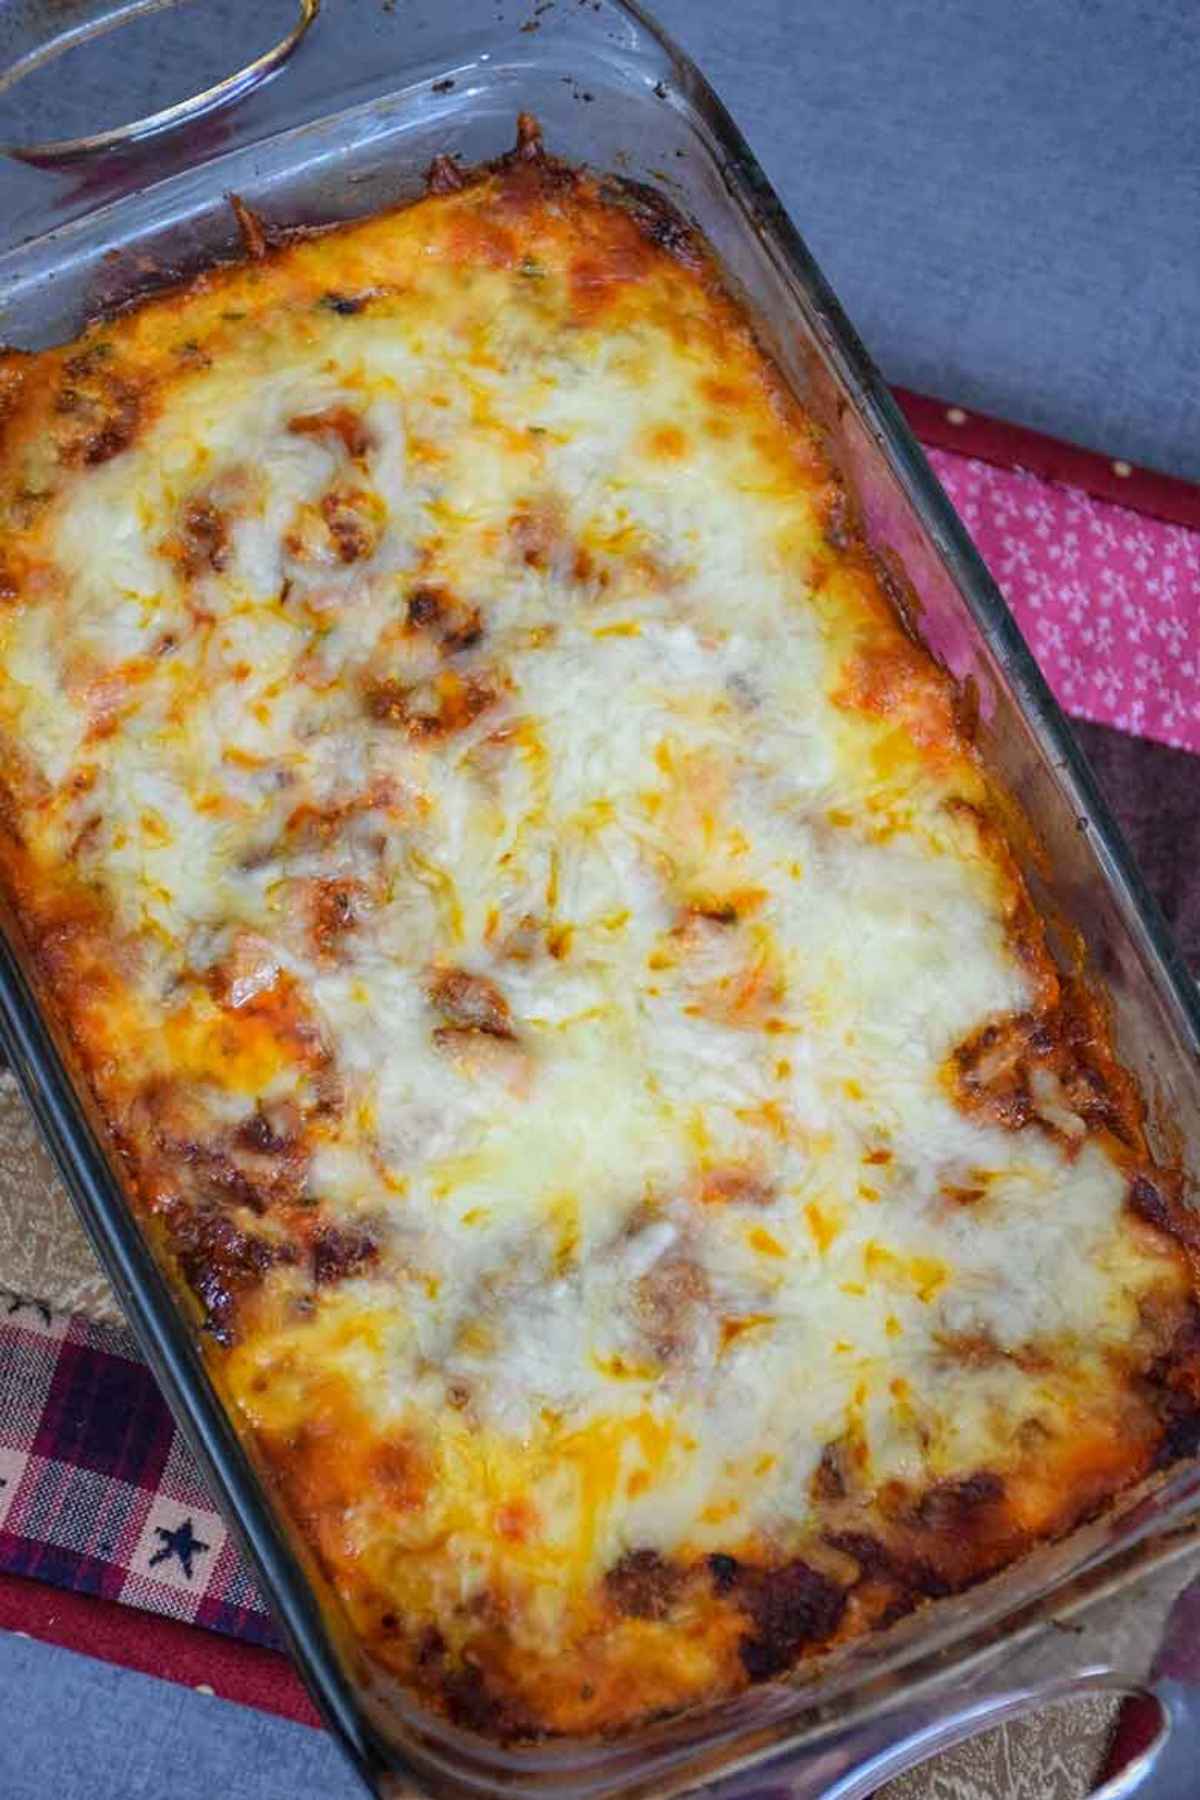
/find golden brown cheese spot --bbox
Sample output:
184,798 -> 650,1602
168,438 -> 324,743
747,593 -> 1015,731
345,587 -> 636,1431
941,1179 -> 988,1210
369,1433 -> 430,1511
323,487 -> 383,564
427,966 -> 514,1039
567,233 -> 655,323
54,360 -> 141,467
287,404 -> 372,460
604,1547 -> 687,1621
235,1100 -> 305,1161
1140,1303 -> 1200,1465
283,783 -> 406,852
934,1326 -> 1047,1373
0,735 -> 51,833
835,635 -> 958,763
445,210 -> 519,271
695,941 -> 785,1030
710,1556 -> 849,1681
439,1666 -> 538,1742
810,1427 -> 869,1504
634,1252 -> 709,1365
312,1223 -> 379,1287
406,584 -> 483,654
0,551 -> 26,604
642,423 -> 688,461
600,175 -> 704,272
157,1102 -> 310,1219
952,1013 -> 1040,1129
287,484 -> 384,567
259,1396 -> 432,1591
432,1026 -> 531,1095
508,497 -> 572,574
169,496 -> 231,576
719,1313 -> 773,1355
365,668 -> 499,740
65,654 -> 153,741
948,984 -> 1138,1146
699,1165 -> 775,1208
908,1469 -> 1006,1535
169,1204 -> 296,1343
687,891 -> 765,927
1127,1176 -> 1200,1296
491,910 -> 543,962
190,949 -> 334,1103
304,877 -> 372,962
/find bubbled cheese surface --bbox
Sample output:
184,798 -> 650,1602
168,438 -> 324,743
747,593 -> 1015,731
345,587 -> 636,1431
0,154 -> 1183,1732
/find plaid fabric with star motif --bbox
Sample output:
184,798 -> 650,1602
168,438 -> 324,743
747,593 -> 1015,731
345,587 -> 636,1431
0,1293 -> 276,1645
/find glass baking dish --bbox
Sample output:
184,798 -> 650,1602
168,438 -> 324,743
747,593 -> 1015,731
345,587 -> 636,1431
2,3 -> 1200,1795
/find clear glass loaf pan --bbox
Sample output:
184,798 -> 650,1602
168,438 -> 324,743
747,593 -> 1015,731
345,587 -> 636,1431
2,4 -> 1200,1795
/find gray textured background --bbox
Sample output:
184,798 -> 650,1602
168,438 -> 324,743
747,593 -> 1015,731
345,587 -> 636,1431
665,0 -> 1200,480
0,2 -> 1197,1796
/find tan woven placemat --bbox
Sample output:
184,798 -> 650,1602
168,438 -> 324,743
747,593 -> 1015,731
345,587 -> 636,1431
0,1068 -> 121,1322
0,1066 -> 1115,1795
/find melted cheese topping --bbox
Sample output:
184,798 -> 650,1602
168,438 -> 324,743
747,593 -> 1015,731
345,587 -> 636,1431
0,135 -> 1191,1737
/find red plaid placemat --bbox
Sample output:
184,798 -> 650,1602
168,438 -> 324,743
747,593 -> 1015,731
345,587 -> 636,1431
0,391 -> 1198,1702
0,1293 -> 275,1646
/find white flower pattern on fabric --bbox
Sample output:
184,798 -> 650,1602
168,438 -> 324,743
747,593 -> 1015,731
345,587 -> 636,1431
929,449 -> 1200,752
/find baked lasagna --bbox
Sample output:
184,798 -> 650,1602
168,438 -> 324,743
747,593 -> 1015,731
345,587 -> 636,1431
0,119 -> 1196,1738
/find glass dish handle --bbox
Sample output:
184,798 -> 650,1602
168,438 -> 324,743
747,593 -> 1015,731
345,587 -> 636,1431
0,0 -> 319,164
717,1675 -> 1200,1800
715,1548 -> 1200,1800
